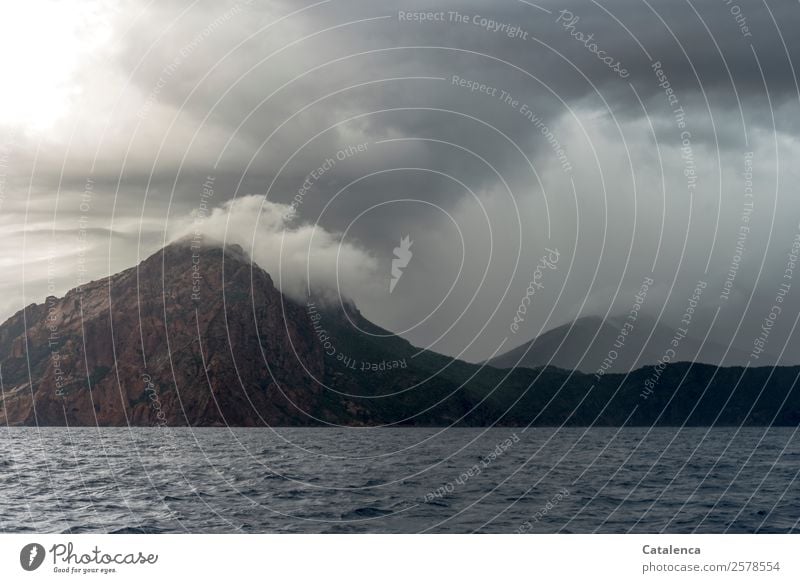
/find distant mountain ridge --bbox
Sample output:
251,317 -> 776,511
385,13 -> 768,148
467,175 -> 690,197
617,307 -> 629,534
0,241 -> 798,427
488,315 -> 760,373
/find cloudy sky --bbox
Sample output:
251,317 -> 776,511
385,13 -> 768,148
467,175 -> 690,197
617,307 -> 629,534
1,0 -> 799,364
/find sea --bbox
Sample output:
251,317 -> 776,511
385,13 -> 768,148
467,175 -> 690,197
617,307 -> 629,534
1,427 -> 798,533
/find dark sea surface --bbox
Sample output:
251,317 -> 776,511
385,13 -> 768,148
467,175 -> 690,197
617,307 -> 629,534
1,427 -> 798,533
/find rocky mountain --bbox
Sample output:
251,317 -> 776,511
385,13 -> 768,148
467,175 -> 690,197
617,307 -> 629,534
0,240 -> 329,426
488,315 -> 760,373
0,241 -> 798,426
0,240 -> 495,427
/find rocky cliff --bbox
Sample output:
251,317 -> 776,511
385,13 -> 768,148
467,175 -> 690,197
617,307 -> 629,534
0,240 -> 329,426
0,240 -> 497,426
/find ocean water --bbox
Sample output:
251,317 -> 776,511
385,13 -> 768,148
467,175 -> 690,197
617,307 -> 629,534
1,427 -> 798,533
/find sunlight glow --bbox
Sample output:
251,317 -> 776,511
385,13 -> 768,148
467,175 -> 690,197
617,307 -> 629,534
0,1 -> 113,131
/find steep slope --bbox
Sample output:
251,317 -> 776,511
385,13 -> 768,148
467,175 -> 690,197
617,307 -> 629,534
0,240 -> 499,427
0,241 -> 329,426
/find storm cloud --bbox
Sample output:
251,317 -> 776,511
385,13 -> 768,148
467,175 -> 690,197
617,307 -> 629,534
1,0 -> 799,364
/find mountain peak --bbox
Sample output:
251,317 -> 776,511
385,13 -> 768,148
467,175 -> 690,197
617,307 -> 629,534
163,236 -> 251,263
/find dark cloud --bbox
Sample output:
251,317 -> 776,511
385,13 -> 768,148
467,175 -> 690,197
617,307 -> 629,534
1,0 -> 799,363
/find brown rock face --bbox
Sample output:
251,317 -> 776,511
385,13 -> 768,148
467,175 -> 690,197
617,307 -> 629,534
0,241 -> 326,426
